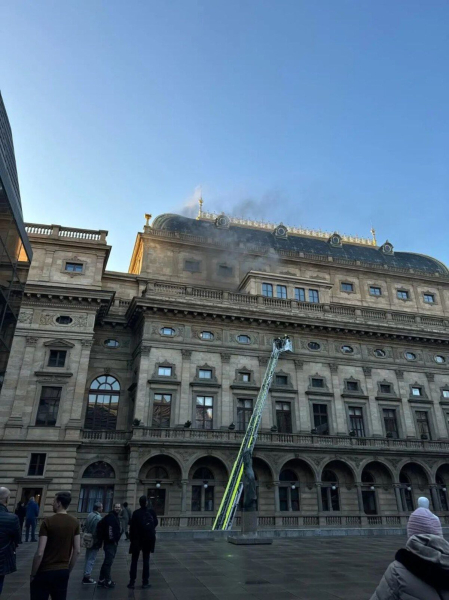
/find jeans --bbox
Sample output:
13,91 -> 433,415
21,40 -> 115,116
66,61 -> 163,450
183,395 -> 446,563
30,569 -> 70,600
99,543 -> 117,582
129,549 -> 150,584
84,547 -> 99,577
0,574 -> 4,595
26,518 -> 36,542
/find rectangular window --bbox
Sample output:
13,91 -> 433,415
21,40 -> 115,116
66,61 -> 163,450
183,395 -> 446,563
346,381 -> 359,392
276,285 -> 287,299
424,293 -> 435,304
152,393 -> 171,428
311,378 -> 324,388
218,264 -> 233,277
262,283 -> 273,297
65,262 -> 83,273
204,487 -> 214,511
369,286 -> 382,296
411,387 -> 422,396
380,384 -> 392,395
199,369 -> 212,379
276,402 -> 292,433
416,411 -> 431,439
443,390 -> 449,399
237,399 -> 253,431
313,404 -> 329,435
28,453 -> 46,476
191,485 -> 202,511
36,387 -> 62,426
397,290 -> 409,300
158,366 -> 172,376
349,406 -> 365,437
275,374 -> 288,385
321,486 -> 340,512
341,282 -> 354,292
78,485 -> 114,513
196,396 -> 213,429
383,409 -> 399,438
279,487 -> 288,512
295,288 -> 305,302
240,372 -> 251,383
308,289 -> 319,303
184,260 -> 201,273
48,350 -> 66,368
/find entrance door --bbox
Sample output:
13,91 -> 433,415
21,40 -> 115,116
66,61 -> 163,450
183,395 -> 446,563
148,488 -> 166,515
21,488 -> 43,508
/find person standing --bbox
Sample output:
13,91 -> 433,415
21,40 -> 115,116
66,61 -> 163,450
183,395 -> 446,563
25,496 -> 39,542
97,503 -> 121,589
0,487 -> 21,595
81,502 -> 103,585
30,491 -> 80,600
120,502 -> 131,541
127,495 -> 158,590
14,501 -> 26,544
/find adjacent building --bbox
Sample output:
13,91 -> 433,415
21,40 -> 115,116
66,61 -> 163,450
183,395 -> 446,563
1,204 -> 449,531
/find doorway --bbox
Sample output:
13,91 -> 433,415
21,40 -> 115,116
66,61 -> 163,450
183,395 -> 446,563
21,488 -> 43,509
148,488 -> 166,515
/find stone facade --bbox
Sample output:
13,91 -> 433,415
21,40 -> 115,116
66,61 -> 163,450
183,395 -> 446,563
1,213 -> 449,531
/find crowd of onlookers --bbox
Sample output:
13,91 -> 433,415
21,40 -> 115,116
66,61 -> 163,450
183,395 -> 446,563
0,487 -> 157,598
1,488 -> 449,599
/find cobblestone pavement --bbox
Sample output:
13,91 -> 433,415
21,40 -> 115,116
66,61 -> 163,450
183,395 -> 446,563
2,535 -> 409,600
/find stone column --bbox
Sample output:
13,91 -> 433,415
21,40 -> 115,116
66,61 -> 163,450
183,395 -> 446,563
394,484 -> 403,512
66,338 -> 94,429
221,353 -> 232,428
356,483 -> 364,512
329,363 -> 347,435
294,360 -> 310,433
178,350 -> 192,426
425,372 -> 447,439
126,447 -> 140,509
363,367 -> 382,437
395,370 -> 416,437
134,343 -> 152,425
273,482 -> 280,512
181,479 -> 188,513
430,485 -> 440,512
316,483 -> 323,512
7,336 -> 38,427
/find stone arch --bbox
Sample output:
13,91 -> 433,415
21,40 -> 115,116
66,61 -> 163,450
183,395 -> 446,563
278,458 -> 315,486
188,455 -> 229,482
398,460 -> 432,484
278,455 -> 318,480
360,460 -> 394,485
433,461 -> 449,482
319,459 -> 356,484
252,455 -> 274,482
138,454 -> 183,481
76,456 -> 119,481
86,372 -> 123,391
184,451 -> 230,479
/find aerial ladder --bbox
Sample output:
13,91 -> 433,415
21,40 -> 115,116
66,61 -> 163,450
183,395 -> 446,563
212,335 -> 293,531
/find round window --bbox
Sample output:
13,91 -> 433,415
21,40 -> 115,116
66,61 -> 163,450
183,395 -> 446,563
56,316 -> 73,325
104,339 -> 119,348
200,331 -> 214,340
435,355 -> 446,364
374,349 -> 386,358
308,341 -> 321,351
237,335 -> 251,344
341,345 -> 354,354
405,352 -> 416,361
160,327 -> 175,336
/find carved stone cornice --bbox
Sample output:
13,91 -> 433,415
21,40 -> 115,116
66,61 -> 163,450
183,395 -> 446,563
181,349 -> 192,359
220,353 -> 231,363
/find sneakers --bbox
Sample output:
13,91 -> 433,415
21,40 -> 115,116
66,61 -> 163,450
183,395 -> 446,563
82,576 -> 96,585
127,582 -> 135,589
104,580 -> 116,589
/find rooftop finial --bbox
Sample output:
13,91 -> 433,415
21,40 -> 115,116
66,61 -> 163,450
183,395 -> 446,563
145,213 -> 152,227
198,194 -> 203,218
370,227 -> 377,246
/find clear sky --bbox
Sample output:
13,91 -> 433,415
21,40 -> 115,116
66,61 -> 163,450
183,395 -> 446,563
1,1 -> 448,272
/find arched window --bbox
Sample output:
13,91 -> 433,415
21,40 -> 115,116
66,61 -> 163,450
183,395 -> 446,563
361,471 -> 375,484
78,461 -> 115,513
321,470 -> 340,512
192,467 -> 214,480
84,375 -> 120,431
147,466 -> 169,480
399,473 -> 414,512
279,469 -> 299,512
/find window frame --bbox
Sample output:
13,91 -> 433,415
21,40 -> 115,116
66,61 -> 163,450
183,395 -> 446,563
35,386 -> 62,427
312,403 -> 329,435
308,289 -> 319,303
262,283 -> 273,297
275,401 -> 292,433
84,375 -> 120,431
295,287 -> 305,302
369,286 -> 382,297
78,484 -> 114,513
184,259 -> 201,273
158,366 -> 173,377
195,395 -> 214,429
340,282 -> 354,293
237,334 -> 251,345
276,284 -> 287,299
28,453 -> 47,477
48,349 -> 67,368
198,369 -> 213,380
396,290 -> 410,300
152,392 -> 172,428
348,405 -> 366,437
160,327 -> 176,337
64,260 -> 85,274
423,293 -> 436,304
382,408 -> 399,439
237,398 -> 253,431
415,410 -> 432,439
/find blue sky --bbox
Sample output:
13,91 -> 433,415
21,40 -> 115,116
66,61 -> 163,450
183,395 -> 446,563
1,1 -> 448,272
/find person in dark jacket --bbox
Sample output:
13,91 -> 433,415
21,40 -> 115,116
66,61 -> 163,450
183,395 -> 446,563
0,487 -> 21,595
14,501 -> 26,543
25,496 -> 39,542
97,503 -> 121,589
127,495 -> 158,590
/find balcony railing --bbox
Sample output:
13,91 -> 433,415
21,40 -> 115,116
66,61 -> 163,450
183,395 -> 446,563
25,223 -> 108,243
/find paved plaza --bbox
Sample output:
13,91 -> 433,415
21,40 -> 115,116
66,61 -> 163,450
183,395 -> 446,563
1,534 -> 413,600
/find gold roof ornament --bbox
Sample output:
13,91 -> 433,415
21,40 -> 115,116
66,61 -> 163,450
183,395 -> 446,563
197,203 -> 377,247
370,227 -> 377,246
198,196 -> 203,218
144,213 -> 152,227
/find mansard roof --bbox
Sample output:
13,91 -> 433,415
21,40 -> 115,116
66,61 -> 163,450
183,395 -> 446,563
151,213 -> 448,276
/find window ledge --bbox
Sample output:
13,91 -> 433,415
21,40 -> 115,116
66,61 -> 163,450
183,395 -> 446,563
341,393 -> 369,400
189,381 -> 221,388
375,396 -> 402,402
14,477 -> 53,484
34,370 -> 73,378
408,397 -> 432,404
230,383 -> 260,390
148,378 -> 181,386
305,390 -> 334,397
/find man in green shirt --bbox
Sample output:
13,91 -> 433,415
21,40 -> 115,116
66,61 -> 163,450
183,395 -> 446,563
30,491 -> 80,600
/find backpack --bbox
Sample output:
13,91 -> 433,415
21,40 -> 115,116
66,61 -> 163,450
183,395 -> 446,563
142,509 -> 155,539
82,532 -> 93,549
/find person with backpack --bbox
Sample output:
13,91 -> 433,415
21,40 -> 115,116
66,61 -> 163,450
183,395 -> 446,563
127,495 -> 158,590
96,503 -> 121,589
81,502 -> 103,585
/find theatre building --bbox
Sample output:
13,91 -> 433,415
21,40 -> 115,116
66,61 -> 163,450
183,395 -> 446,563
1,205 -> 449,532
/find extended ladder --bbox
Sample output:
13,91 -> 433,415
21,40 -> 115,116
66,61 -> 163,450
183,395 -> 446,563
212,335 -> 293,531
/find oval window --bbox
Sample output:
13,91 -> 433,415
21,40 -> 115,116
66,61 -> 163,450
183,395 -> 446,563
405,352 -> 416,361
341,345 -> 354,354
200,331 -> 214,340
237,335 -> 251,344
56,316 -> 73,325
435,355 -> 445,364
104,339 -> 119,348
374,349 -> 386,358
308,341 -> 321,351
160,327 -> 175,336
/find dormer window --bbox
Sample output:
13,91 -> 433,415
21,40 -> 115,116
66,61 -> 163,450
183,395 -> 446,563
65,262 -> 83,273
262,283 -> 273,297
48,350 -> 66,368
